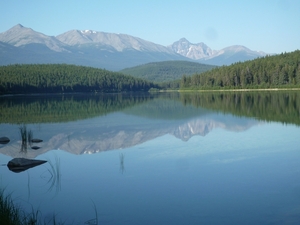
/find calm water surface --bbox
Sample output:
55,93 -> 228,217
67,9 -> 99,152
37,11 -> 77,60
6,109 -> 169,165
0,92 -> 300,225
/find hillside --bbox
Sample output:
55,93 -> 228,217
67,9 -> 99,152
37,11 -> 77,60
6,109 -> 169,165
120,60 -> 216,82
0,64 -> 156,95
181,50 -> 300,89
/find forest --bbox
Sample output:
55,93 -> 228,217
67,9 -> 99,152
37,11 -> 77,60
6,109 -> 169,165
120,60 -> 216,82
0,64 -> 157,94
180,50 -> 300,90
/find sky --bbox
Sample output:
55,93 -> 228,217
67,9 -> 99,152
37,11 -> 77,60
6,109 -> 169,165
0,0 -> 299,54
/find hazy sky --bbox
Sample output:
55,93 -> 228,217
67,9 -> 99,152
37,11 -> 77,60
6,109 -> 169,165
1,0 -> 299,53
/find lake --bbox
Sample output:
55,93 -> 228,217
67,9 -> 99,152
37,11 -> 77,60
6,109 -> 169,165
1,91 -> 300,225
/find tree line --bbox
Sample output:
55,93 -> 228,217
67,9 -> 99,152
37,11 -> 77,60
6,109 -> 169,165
0,64 -> 157,94
180,50 -> 300,89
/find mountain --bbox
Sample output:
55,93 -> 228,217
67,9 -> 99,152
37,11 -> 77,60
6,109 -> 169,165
56,29 -> 176,53
169,38 -> 267,66
168,38 -> 216,60
199,45 -> 267,65
0,24 -> 69,52
0,24 -> 187,70
0,24 -> 267,70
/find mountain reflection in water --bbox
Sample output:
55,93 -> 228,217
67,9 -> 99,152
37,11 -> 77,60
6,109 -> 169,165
0,92 -> 265,158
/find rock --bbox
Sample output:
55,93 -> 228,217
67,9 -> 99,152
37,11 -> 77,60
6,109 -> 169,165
0,137 -> 10,144
7,158 -> 47,173
31,138 -> 43,143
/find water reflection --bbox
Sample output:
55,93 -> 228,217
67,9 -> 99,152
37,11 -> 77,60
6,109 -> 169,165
1,91 -> 299,125
0,93 -> 155,124
180,91 -> 300,125
1,91 -> 299,158
119,153 -> 125,174
0,92 -> 300,224
0,113 -> 258,158
44,156 -> 61,195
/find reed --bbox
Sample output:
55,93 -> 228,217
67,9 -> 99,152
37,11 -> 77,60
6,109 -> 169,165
19,125 -> 28,152
27,130 -> 33,146
46,156 -> 61,195
0,189 -> 65,225
0,189 -> 23,225
84,200 -> 98,225
19,125 -> 35,152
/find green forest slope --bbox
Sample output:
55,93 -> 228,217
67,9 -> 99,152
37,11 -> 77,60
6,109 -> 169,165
0,64 -> 157,95
120,60 -> 216,82
181,50 -> 300,90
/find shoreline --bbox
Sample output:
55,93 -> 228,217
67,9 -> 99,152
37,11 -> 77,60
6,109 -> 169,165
176,88 -> 300,92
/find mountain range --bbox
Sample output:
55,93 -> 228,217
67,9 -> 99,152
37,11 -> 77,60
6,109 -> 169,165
0,24 -> 267,71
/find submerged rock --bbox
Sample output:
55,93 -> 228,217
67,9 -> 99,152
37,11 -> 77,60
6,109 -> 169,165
0,137 -> 10,144
7,158 -> 47,173
31,138 -> 43,143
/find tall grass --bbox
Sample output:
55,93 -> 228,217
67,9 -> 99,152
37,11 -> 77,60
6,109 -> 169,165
0,189 -> 65,225
27,130 -> 33,147
19,125 -> 28,152
0,189 -> 23,225
19,124 -> 35,153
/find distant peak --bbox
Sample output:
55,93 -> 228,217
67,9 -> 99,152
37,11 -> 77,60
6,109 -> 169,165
223,45 -> 250,52
179,37 -> 190,43
13,24 -> 24,29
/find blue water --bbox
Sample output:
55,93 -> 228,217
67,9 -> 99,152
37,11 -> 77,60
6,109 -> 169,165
1,101 -> 300,224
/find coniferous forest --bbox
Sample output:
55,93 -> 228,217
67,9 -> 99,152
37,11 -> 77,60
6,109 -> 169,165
1,50 -> 300,95
180,50 -> 300,90
0,64 -> 156,94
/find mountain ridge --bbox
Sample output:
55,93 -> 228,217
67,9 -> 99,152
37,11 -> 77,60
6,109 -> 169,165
0,24 -> 267,70
169,38 -> 267,65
